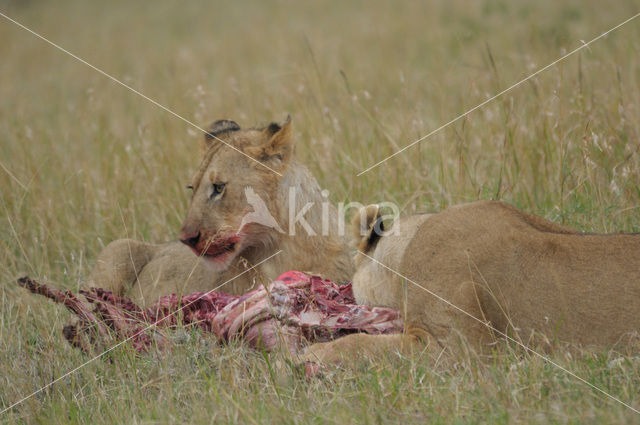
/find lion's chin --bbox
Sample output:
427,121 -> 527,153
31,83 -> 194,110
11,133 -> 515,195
197,235 -> 243,273
201,248 -> 240,273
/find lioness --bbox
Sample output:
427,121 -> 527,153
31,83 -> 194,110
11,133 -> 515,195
303,200 -> 640,364
89,117 -> 354,305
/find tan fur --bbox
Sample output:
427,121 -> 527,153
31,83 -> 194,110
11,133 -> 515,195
87,240 -> 260,304
304,200 -> 640,365
88,118 -> 354,305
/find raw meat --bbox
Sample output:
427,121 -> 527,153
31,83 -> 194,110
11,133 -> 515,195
18,271 -> 403,356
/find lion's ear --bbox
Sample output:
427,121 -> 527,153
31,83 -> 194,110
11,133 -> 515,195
351,204 -> 385,254
246,116 -> 293,167
201,119 -> 241,152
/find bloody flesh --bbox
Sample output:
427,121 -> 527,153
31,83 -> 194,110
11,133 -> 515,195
18,271 -> 403,355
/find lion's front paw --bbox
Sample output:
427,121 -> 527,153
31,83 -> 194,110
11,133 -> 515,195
302,334 -> 374,366
301,341 -> 346,377
302,340 -> 342,364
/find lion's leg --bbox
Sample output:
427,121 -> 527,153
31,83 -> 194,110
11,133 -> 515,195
302,279 -> 497,368
130,242 -> 218,305
436,279 -> 497,354
87,239 -> 155,295
301,327 -> 444,367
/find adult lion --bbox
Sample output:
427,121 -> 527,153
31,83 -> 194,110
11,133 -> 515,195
303,200 -> 640,364
88,117 -> 354,305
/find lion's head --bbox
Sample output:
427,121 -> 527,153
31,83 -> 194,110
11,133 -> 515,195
179,117 -> 293,271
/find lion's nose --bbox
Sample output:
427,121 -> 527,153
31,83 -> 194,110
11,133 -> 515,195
180,231 -> 201,249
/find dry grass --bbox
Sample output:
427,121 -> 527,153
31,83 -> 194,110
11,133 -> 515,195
2,0 -> 640,423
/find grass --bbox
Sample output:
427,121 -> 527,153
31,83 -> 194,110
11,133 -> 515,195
1,0 -> 640,423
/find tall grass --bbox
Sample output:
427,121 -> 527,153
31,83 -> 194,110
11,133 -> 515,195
1,0 -> 640,423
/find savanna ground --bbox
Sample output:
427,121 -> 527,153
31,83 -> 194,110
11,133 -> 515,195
1,0 -> 640,423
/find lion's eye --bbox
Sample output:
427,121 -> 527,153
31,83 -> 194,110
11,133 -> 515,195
186,185 -> 194,191
210,182 -> 226,200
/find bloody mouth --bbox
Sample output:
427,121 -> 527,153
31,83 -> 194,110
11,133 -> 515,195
192,234 -> 241,259
205,241 -> 236,257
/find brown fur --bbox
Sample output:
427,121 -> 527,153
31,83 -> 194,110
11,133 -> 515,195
88,118 -> 354,305
303,200 -> 640,365
87,240 -> 260,304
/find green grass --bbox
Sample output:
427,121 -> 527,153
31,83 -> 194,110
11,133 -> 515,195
2,0 -> 640,423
